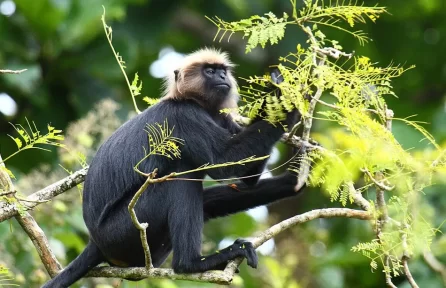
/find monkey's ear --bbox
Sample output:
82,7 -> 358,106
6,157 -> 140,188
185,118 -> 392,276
174,70 -> 179,82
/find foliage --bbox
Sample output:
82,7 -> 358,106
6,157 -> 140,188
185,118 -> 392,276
207,12 -> 290,53
209,0 -> 386,52
0,265 -> 17,287
1,0 -> 446,287
133,120 -> 184,174
2,121 -> 65,164
102,6 -> 142,114
209,0 -> 446,284
102,7 -> 160,113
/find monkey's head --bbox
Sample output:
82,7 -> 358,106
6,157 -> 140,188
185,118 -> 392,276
162,48 -> 239,112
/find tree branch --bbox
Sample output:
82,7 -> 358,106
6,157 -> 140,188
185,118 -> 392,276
376,108 -> 395,286
292,24 -> 353,193
423,251 -> 446,285
403,256 -> 419,288
347,182 -> 371,211
127,169 -> 177,269
83,208 -> 369,284
15,212 -> 62,277
0,155 -> 62,277
87,266 -> 233,284
0,167 -> 89,223
361,168 -> 394,191
251,208 -> 370,247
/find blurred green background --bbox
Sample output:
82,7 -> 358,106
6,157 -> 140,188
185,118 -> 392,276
1,0 -> 446,287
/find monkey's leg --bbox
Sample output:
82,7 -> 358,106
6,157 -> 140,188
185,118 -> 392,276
167,182 -> 258,273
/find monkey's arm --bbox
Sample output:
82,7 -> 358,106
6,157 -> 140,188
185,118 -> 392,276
203,172 -> 301,220
181,104 -> 297,180
221,114 -> 266,186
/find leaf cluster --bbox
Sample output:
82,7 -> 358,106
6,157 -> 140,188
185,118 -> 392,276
208,0 -> 446,281
2,120 -> 65,164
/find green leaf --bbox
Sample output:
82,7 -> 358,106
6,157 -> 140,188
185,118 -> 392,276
13,137 -> 22,149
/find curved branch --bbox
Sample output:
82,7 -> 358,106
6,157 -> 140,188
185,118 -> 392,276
251,208 -> 370,248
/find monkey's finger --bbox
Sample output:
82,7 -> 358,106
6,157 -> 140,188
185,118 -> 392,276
234,238 -> 245,245
270,69 -> 284,85
245,247 -> 258,268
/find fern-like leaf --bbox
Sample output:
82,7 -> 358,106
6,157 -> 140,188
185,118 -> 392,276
207,12 -> 289,53
134,119 -> 185,173
2,120 -> 65,163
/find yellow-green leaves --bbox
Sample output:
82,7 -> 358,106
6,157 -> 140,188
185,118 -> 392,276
134,120 -> 184,174
145,120 -> 184,161
209,1 -> 388,52
0,265 -> 16,287
131,73 -> 143,97
207,12 -> 289,53
3,120 -> 65,163
143,97 -> 160,107
298,0 -> 387,45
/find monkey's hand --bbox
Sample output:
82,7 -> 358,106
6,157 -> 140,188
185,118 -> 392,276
271,69 -> 302,128
252,69 -> 301,128
228,239 -> 258,268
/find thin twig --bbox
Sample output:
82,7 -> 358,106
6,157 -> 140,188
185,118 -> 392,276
361,168 -> 394,191
311,46 -> 354,59
375,109 -> 394,286
0,69 -> 27,74
294,38 -> 327,191
223,209 -> 370,276
287,121 -> 302,139
128,169 -> 176,269
402,256 -> 419,288
385,255 -> 398,288
251,208 -> 370,248
0,190 -> 16,196
128,172 -> 156,269
347,182 -> 371,211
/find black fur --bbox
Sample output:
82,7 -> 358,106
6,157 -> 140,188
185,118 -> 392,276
43,72 -> 302,287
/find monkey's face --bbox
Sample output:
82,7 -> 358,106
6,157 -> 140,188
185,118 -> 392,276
201,64 -> 232,107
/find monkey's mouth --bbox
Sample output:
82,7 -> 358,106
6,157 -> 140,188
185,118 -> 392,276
215,84 -> 230,89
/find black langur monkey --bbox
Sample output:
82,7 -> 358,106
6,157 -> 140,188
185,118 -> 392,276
43,48 -> 303,287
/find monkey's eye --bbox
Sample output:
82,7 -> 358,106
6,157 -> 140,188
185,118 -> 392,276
205,68 -> 215,75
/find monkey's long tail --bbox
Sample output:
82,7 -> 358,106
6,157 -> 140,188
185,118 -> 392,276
42,240 -> 104,288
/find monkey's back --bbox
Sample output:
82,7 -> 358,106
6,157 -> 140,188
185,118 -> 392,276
80,100 -> 208,267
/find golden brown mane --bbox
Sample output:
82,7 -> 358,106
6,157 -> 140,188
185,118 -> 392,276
161,48 -> 239,110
